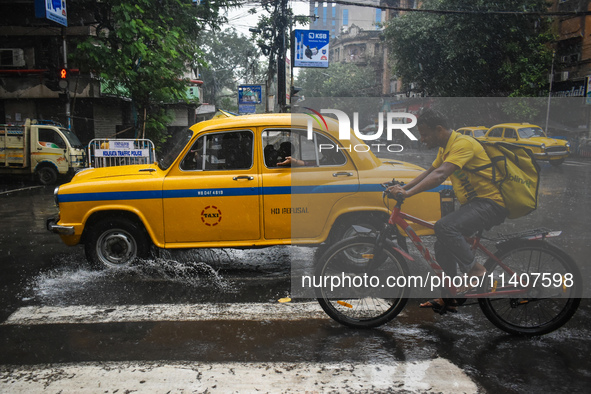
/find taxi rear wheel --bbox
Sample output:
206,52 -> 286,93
331,214 -> 385,242
85,218 -> 150,269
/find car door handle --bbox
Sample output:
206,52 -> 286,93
333,172 -> 353,177
233,176 -> 254,181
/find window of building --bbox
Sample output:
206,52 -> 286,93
343,9 -> 349,26
376,9 -> 382,25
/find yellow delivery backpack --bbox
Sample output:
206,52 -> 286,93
469,141 -> 541,219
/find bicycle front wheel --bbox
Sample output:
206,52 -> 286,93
315,236 -> 410,328
478,240 -> 581,336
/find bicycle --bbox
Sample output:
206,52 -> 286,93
315,180 -> 581,336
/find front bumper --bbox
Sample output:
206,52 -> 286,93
533,151 -> 569,159
46,216 -> 75,235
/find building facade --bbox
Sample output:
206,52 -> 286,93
0,0 -> 201,144
309,0 -> 384,40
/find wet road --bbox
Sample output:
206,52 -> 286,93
1,153 -> 591,392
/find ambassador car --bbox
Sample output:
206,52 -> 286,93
456,126 -> 488,139
47,113 -> 452,269
482,123 -> 570,166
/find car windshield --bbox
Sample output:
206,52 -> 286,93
59,127 -> 83,148
518,127 -> 546,139
158,128 -> 193,170
473,129 -> 485,137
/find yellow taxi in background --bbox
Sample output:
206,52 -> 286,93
47,113 -> 452,269
456,126 -> 488,140
482,123 -> 570,166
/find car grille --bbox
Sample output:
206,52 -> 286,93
546,146 -> 567,153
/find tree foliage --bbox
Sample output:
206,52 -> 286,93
296,62 -> 381,98
71,0 -> 236,142
248,2 -> 309,111
197,28 -> 265,111
384,0 -> 555,97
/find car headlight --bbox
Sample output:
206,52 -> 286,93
540,143 -> 546,150
54,186 -> 60,208
566,142 -> 571,148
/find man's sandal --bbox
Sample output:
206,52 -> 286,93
456,271 -> 487,295
419,298 -> 458,314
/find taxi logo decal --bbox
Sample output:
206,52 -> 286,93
201,205 -> 222,226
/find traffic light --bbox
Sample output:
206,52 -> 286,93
58,68 -> 69,91
290,86 -> 303,106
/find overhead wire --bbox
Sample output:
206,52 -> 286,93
276,0 -> 591,17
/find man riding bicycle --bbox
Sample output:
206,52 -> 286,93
387,109 -> 508,312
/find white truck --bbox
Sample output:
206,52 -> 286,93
0,119 -> 86,184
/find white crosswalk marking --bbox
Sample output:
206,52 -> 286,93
1,303 -> 480,393
0,360 -> 478,393
562,161 -> 591,167
2,302 -> 327,325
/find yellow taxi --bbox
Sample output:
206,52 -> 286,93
47,113 -> 452,269
482,123 -> 570,166
456,126 -> 488,140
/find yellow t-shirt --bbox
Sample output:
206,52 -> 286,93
432,131 -> 505,207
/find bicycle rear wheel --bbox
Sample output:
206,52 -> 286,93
315,236 -> 410,328
478,240 -> 581,336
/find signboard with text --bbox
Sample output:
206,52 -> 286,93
95,141 -> 149,158
238,85 -> 262,105
238,104 -> 256,114
35,0 -> 68,27
551,79 -> 587,98
293,30 -> 329,68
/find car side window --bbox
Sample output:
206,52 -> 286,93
262,129 -> 347,168
180,130 -> 253,171
504,129 -> 517,139
38,128 -> 66,149
315,133 -> 347,166
488,128 -> 503,138
262,129 -> 315,168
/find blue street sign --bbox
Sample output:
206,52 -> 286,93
238,85 -> 262,105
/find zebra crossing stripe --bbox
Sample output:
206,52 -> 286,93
2,303 -> 328,326
0,359 -> 478,393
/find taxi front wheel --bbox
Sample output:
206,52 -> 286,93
85,218 -> 150,269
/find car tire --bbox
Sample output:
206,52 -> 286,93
36,166 -> 58,185
331,214 -> 385,242
85,217 -> 150,269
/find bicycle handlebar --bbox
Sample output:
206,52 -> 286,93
381,179 -> 406,202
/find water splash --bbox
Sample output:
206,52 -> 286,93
26,252 -> 236,305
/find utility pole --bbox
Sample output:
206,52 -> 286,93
545,50 -> 555,133
62,27 -> 71,129
277,0 -> 288,113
